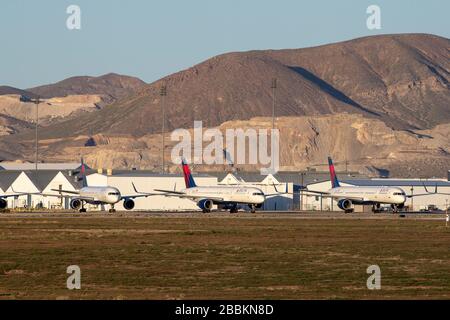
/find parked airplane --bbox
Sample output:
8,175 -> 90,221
136,159 -> 267,213
0,189 -> 39,210
304,157 -> 439,213
46,159 -> 149,213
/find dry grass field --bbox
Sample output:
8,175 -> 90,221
0,213 -> 449,299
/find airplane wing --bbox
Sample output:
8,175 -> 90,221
1,188 -> 41,198
301,189 -> 331,196
0,193 -> 37,198
1,187 -> 41,198
153,189 -> 224,202
154,189 -> 186,195
120,193 -> 160,200
50,188 -> 80,195
42,192 -> 95,201
121,183 -> 171,199
299,192 -> 365,202
407,193 -> 450,198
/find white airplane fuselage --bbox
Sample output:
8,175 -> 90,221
329,186 -> 406,205
183,186 -> 266,205
79,186 -> 121,204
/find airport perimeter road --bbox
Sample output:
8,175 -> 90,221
1,212 -> 450,299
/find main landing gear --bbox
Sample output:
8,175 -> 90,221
229,205 -> 238,214
372,203 -> 381,213
79,202 -> 86,213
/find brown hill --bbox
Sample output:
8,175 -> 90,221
0,94 -> 104,127
0,114 -> 33,136
27,73 -> 146,103
22,33 -> 449,142
1,34 -> 449,176
0,86 -> 38,98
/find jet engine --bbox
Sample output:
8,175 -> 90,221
0,198 -> 7,210
123,198 -> 135,210
337,199 -> 352,211
197,199 -> 213,212
70,199 -> 82,210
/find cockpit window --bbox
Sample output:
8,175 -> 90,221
108,192 -> 120,195
393,192 -> 405,196
253,192 -> 264,196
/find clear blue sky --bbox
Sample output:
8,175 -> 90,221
1,0 -> 449,88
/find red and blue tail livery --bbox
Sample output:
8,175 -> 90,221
328,156 -> 340,188
181,158 -> 197,189
80,157 -> 88,188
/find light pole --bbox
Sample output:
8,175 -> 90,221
160,85 -> 167,173
300,171 -> 305,211
20,95 -> 40,173
35,97 -> 40,172
271,78 -> 277,130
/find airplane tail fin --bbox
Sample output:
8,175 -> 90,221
181,158 -> 197,189
328,156 -> 340,188
79,157 -> 88,188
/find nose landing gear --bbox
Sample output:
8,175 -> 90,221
109,204 -> 116,213
391,203 -> 405,213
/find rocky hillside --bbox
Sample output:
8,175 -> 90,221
27,73 -> 146,104
0,114 -> 33,136
0,86 -> 39,98
20,33 -> 449,141
0,94 -> 103,126
1,34 -> 448,176
3,113 -> 448,178
0,73 -> 147,135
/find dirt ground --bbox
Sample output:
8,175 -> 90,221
0,212 -> 449,299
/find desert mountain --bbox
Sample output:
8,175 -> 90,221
0,94 -> 104,125
0,114 -> 33,136
27,73 -> 146,103
0,74 -> 146,134
1,34 -> 449,177
0,86 -> 38,98
20,33 -> 449,141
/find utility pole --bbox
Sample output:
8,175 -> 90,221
160,85 -> 167,173
271,78 -> 277,130
410,186 -> 414,212
20,95 -> 41,173
35,97 -> 40,173
300,172 -> 305,211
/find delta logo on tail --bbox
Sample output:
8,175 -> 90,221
181,158 -> 197,188
328,157 -> 340,188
